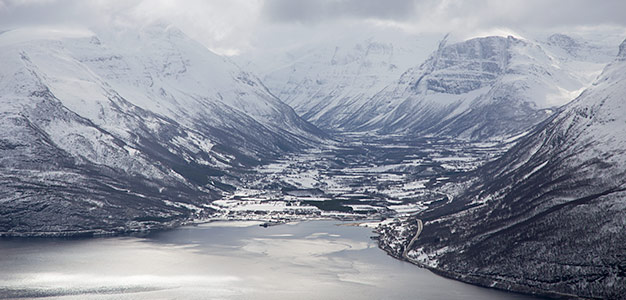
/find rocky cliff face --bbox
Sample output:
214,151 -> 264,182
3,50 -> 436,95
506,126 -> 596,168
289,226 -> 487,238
400,39 -> 626,299
0,25 -> 325,236
342,35 -> 613,140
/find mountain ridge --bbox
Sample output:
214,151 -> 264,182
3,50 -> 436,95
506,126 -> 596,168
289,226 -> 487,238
255,32 -> 616,141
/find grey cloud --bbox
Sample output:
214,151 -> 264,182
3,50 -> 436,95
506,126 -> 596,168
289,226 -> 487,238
1,0 -> 625,56
446,0 -> 626,28
261,0 -> 419,23
2,0 -> 626,33
260,0 -> 626,29
0,0 -> 139,29
523,0 -> 626,27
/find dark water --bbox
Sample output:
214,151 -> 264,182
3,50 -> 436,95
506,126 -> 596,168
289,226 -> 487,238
0,221 -> 539,299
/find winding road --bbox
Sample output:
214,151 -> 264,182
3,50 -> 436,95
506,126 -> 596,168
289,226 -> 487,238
402,219 -> 423,261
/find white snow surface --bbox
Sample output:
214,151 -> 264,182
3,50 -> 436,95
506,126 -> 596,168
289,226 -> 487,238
0,24 -> 322,183
0,25 -> 301,130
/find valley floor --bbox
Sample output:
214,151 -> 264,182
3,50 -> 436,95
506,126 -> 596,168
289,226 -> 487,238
209,133 -> 514,224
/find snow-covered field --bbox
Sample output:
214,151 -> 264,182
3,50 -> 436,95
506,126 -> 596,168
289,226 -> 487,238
204,136 -> 513,224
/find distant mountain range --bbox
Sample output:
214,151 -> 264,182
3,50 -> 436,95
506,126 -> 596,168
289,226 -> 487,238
254,32 -> 616,140
243,31 -> 441,131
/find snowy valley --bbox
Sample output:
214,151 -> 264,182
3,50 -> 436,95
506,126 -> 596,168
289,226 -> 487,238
1,20 -> 625,299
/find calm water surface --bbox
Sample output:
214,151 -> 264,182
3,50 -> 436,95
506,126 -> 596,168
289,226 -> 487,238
0,221 -> 539,299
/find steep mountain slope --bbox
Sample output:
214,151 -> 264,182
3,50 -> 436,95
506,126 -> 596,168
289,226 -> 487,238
343,35 -> 614,140
0,25 -> 325,236
400,39 -> 626,299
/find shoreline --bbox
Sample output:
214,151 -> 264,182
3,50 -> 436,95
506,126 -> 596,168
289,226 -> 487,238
375,221 -> 581,300
1,214 -> 581,299
0,213 -> 371,238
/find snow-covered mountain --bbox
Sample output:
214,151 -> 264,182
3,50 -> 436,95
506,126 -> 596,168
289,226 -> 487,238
0,24 -> 325,236
245,31 -> 441,131
401,38 -> 626,299
257,32 -> 616,140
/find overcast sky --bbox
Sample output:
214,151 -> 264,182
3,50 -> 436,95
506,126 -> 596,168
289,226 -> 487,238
1,0 -> 625,55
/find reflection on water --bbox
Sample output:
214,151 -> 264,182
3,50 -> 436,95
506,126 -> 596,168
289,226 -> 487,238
0,221 -> 538,299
